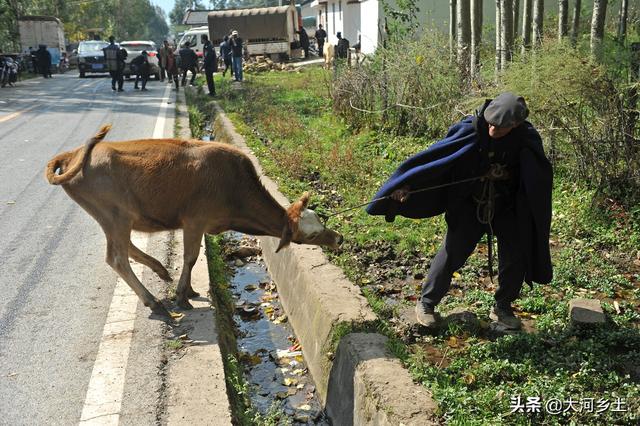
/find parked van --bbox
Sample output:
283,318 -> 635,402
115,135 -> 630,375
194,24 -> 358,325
176,26 -> 208,62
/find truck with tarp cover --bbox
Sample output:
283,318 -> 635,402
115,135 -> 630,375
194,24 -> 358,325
18,16 -> 66,72
207,6 -> 299,61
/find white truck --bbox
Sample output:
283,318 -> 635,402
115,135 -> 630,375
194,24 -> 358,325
18,16 -> 66,72
206,5 -> 300,61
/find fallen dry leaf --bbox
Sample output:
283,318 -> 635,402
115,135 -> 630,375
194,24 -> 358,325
283,377 -> 298,386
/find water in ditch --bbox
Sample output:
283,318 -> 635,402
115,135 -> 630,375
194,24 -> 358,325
225,234 -> 330,425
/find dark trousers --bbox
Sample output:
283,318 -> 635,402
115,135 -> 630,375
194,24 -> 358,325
318,41 -> 324,57
159,66 -> 166,81
167,71 -> 179,89
109,70 -> 123,90
303,46 -> 309,58
40,63 -> 51,78
181,65 -> 196,86
205,69 -> 215,95
421,199 -> 526,309
134,73 -> 148,89
223,59 -> 232,76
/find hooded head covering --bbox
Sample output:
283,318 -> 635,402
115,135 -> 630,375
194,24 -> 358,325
484,92 -> 529,127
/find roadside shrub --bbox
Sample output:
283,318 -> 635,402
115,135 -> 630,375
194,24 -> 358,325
331,29 -> 463,139
500,41 -> 640,205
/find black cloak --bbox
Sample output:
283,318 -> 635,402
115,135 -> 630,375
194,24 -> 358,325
366,101 -> 553,285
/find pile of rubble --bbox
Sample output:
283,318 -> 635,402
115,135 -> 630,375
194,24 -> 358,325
244,56 -> 298,73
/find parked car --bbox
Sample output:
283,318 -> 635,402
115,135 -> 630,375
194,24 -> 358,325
120,41 -> 160,80
77,40 -> 110,77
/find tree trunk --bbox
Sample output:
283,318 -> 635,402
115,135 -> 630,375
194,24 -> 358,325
570,0 -> 582,46
457,0 -> 471,76
450,0 -> 457,63
532,0 -> 544,46
471,0 -> 483,77
513,0 -> 520,40
617,0 -> 629,44
495,0 -> 502,77
558,0 -> 568,40
590,0 -> 608,60
500,0 -> 514,64
521,0 -> 532,53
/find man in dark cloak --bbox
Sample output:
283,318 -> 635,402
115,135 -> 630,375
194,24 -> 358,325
315,24 -> 327,58
179,41 -> 198,87
201,34 -> 217,97
366,93 -> 553,330
36,45 -> 52,78
296,26 -> 310,58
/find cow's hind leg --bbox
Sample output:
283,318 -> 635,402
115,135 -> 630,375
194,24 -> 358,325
105,229 -> 170,319
175,227 -> 204,310
129,241 -> 172,282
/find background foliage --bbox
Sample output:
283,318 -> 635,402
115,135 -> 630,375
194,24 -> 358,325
0,0 -> 169,51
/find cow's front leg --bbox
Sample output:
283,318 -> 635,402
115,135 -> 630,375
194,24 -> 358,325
175,227 -> 204,310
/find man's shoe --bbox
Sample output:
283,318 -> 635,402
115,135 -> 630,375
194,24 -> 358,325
134,86 -> 139,90
489,305 -> 522,330
141,88 -> 148,91
112,86 -> 116,91
415,302 -> 438,328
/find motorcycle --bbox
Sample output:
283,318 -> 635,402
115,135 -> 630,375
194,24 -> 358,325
1,56 -> 19,87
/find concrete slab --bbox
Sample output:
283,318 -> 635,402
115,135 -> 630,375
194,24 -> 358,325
164,237 -> 232,425
569,298 -> 606,325
327,334 -> 438,426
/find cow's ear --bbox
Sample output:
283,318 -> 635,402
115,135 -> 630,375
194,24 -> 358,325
275,222 -> 293,253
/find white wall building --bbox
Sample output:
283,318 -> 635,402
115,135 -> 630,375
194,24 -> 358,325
310,0 -> 561,55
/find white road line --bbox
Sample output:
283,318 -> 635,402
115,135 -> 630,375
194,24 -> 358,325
79,85 -> 172,425
153,84 -> 171,138
79,233 -> 148,425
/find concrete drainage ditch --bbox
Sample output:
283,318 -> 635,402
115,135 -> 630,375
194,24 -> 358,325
186,94 -> 439,425
209,232 -> 330,424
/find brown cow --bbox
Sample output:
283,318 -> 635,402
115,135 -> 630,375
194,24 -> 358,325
45,125 -> 342,318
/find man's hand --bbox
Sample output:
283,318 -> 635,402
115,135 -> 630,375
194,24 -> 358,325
390,186 -> 411,203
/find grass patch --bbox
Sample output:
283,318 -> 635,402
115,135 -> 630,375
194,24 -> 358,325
201,65 -> 640,424
165,339 -> 184,350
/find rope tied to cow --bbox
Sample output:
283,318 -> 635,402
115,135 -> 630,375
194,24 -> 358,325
322,175 -> 485,222
323,163 -> 511,283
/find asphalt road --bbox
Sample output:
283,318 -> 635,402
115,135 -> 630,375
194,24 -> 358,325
0,72 -> 176,425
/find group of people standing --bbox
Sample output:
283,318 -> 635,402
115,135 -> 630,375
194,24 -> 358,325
295,24 -> 350,60
156,30 -> 246,98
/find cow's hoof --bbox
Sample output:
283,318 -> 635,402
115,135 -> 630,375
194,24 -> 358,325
176,299 -> 194,310
187,288 -> 200,298
150,301 -> 171,319
157,267 -> 172,282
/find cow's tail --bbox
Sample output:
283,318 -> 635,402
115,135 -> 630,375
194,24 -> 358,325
45,124 -> 112,185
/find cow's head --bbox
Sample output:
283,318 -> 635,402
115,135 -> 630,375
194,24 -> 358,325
276,192 -> 343,253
